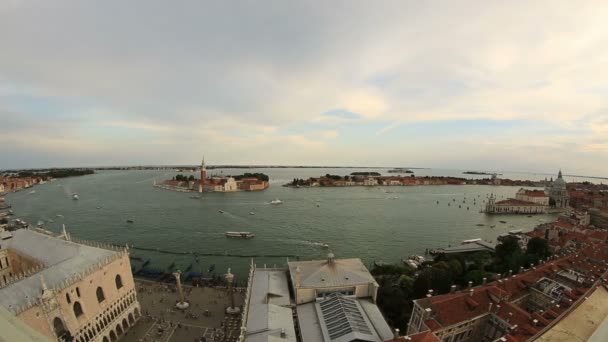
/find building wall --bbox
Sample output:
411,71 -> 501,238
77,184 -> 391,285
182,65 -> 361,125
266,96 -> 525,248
516,191 -> 550,205
488,204 -> 546,214
295,283 -> 374,305
0,249 -> 12,284
16,252 -> 141,342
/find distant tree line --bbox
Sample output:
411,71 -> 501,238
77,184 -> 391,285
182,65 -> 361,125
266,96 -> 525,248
9,169 -> 95,179
173,174 -> 195,182
350,172 -> 381,176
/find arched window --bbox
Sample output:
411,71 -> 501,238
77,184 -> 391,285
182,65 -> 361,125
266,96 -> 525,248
96,287 -> 105,303
53,317 -> 68,339
76,287 -> 81,297
115,274 -> 123,289
73,302 -> 84,318
66,293 -> 71,304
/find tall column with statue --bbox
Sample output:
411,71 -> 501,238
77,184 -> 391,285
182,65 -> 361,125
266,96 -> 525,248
225,268 -> 240,314
173,271 -> 190,309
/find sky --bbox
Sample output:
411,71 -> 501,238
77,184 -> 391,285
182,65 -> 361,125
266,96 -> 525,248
1,1 -> 607,175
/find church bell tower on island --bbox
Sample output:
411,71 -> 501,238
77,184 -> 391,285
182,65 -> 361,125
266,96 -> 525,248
200,157 -> 207,184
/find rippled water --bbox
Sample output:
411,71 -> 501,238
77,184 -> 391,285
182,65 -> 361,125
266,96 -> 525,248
6,168 -> 563,278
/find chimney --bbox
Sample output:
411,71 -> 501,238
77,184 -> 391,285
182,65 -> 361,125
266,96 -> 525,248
450,285 -> 457,293
497,273 -> 502,279
469,288 -> 474,297
280,328 -> 286,338
393,328 -> 400,339
327,252 -> 335,264
508,270 -> 513,277
468,281 -> 473,290
295,266 -> 301,288
482,277 -> 487,285
428,289 -> 434,297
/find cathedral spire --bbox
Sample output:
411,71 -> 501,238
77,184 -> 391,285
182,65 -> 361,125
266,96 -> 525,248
558,169 -> 562,178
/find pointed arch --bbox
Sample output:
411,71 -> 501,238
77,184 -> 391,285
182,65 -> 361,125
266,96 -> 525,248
122,318 -> 128,330
96,286 -> 105,303
53,317 -> 68,339
115,274 -> 123,289
73,301 -> 84,318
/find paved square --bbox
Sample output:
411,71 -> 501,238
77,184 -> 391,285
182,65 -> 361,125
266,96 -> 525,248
122,280 -> 244,342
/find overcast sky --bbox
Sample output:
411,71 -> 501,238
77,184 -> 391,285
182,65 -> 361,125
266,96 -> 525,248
1,1 -> 607,175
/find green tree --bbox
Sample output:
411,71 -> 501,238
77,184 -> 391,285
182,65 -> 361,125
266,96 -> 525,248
496,236 -> 521,261
464,270 -> 490,286
526,237 -> 551,259
471,251 -> 492,272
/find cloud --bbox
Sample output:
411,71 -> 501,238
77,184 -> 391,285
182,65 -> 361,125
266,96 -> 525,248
322,109 -> 361,120
1,1 -> 608,173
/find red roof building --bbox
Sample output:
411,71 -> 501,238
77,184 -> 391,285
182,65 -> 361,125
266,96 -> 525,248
404,240 -> 608,342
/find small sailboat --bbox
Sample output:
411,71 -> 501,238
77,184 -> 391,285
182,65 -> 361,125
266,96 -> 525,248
72,194 -> 79,200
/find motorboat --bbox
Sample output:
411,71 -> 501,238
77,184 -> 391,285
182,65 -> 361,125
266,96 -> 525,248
72,194 -> 79,200
270,199 -> 283,205
461,238 -> 482,244
225,231 -> 255,239
249,212 -> 255,215
126,219 -> 134,223
218,210 -> 225,214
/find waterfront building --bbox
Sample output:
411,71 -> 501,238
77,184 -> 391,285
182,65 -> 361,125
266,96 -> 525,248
239,254 -> 394,342
515,189 -> 549,206
545,170 -> 569,208
484,194 -> 547,214
364,177 -> 379,186
0,228 -> 140,342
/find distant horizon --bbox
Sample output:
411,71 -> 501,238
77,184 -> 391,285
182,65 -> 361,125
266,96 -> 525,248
2,164 -> 605,180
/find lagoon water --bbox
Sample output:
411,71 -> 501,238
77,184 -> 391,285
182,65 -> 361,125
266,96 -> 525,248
6,168 -> 569,279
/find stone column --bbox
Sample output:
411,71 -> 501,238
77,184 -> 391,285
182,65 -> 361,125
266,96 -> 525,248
173,271 -> 189,309
225,268 -> 240,314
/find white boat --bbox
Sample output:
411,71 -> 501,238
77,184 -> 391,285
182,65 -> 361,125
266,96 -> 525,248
29,190 -> 36,194
461,238 -> 482,244
402,255 -> 426,269
225,231 -> 255,239
270,198 -> 283,205
249,212 -> 255,215
72,194 -> 79,200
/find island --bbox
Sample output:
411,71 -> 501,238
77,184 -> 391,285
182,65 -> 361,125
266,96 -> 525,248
388,168 -> 414,173
0,168 -> 95,194
285,174 -> 539,188
463,171 -> 503,175
350,171 -> 381,176
155,159 -> 269,193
